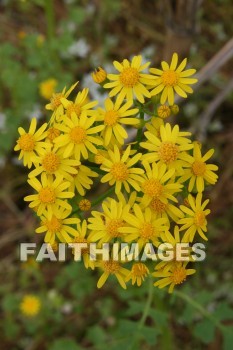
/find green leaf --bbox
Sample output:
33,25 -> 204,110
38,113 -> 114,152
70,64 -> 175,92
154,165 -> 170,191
214,302 -> 233,322
141,325 -> 159,345
86,325 -> 107,345
222,327 -> 233,350
50,338 -> 81,350
193,319 -> 215,344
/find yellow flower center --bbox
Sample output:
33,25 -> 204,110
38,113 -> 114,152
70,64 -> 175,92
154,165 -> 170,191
162,70 -> 179,86
18,134 -> 35,152
194,210 -> 206,227
45,216 -> 62,233
103,260 -> 120,274
39,187 -> 56,203
140,222 -> 155,239
171,266 -> 187,285
67,103 -> 81,118
79,199 -> 91,211
47,127 -> 60,142
192,161 -> 206,176
150,197 -> 167,213
73,237 -> 89,254
50,93 -> 63,109
158,142 -> 179,164
106,219 -> 124,238
142,179 -> 163,197
104,110 -> 119,126
69,126 -> 86,144
120,67 -> 139,87
111,162 -> 129,181
132,263 -> 148,277
42,152 -> 60,173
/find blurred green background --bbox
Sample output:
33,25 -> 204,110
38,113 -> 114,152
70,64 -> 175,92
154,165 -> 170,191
0,0 -> 233,349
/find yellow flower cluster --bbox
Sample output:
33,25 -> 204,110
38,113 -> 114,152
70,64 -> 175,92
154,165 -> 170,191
14,54 -> 218,293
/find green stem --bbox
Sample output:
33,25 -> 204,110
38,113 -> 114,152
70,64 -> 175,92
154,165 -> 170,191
174,290 -> 226,332
44,0 -> 55,42
127,277 -> 154,350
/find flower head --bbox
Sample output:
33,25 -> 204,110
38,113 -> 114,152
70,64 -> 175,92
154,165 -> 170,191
104,55 -> 155,103
178,193 -> 210,241
97,96 -> 139,146
14,118 -> 49,168
101,145 -> 144,194
92,67 -> 107,84
150,53 -> 197,105
20,295 -> 41,317
39,78 -> 58,100
126,263 -> 149,286
179,142 -> 218,192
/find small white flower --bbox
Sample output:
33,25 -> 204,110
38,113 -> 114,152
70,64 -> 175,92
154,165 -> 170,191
67,38 -> 90,58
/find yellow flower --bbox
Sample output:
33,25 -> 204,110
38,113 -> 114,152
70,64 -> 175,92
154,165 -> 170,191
144,117 -> 164,139
155,226 -> 192,272
125,263 -> 149,286
28,146 -> 80,180
141,123 -> 193,175
14,118 -> 49,168
119,204 -> 168,249
178,193 -> 210,241
61,87 -> 98,119
97,96 -> 139,146
153,262 -> 196,293
149,196 -> 184,223
79,199 -> 91,211
88,198 -> 129,243
36,207 -> 80,243
25,173 -> 74,218
72,220 -> 94,269
101,145 -> 144,194
96,251 -> 129,289
157,105 -> 171,119
46,127 -> 60,143
141,162 -> 182,207
20,295 -> 41,317
39,78 -> 58,100
69,164 -> 98,196
53,113 -> 104,161
179,142 -> 218,192
150,53 -> 198,105
46,82 -> 78,124
92,67 -> 107,84
104,55 -> 155,103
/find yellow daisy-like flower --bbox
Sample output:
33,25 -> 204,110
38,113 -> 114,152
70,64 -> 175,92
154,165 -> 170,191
104,55 -> 155,103
141,123 -> 193,175
69,164 -> 98,196
125,263 -> 149,286
149,196 -> 184,223
97,96 -> 139,146
141,162 -> 182,207
96,251 -> 129,289
72,220 -> 94,270
88,198 -> 129,243
92,67 -> 107,84
14,118 -> 49,168
178,193 -> 210,242
100,145 -> 144,194
119,204 -> 168,249
153,261 -> 196,293
155,226 -> 192,272
61,87 -> 98,119
179,142 -> 218,192
150,53 -> 198,105
46,82 -> 78,124
53,113 -> 104,161
36,207 -> 80,243
24,173 -> 74,218
20,295 -> 41,317
28,146 -> 80,180
39,78 -> 58,100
